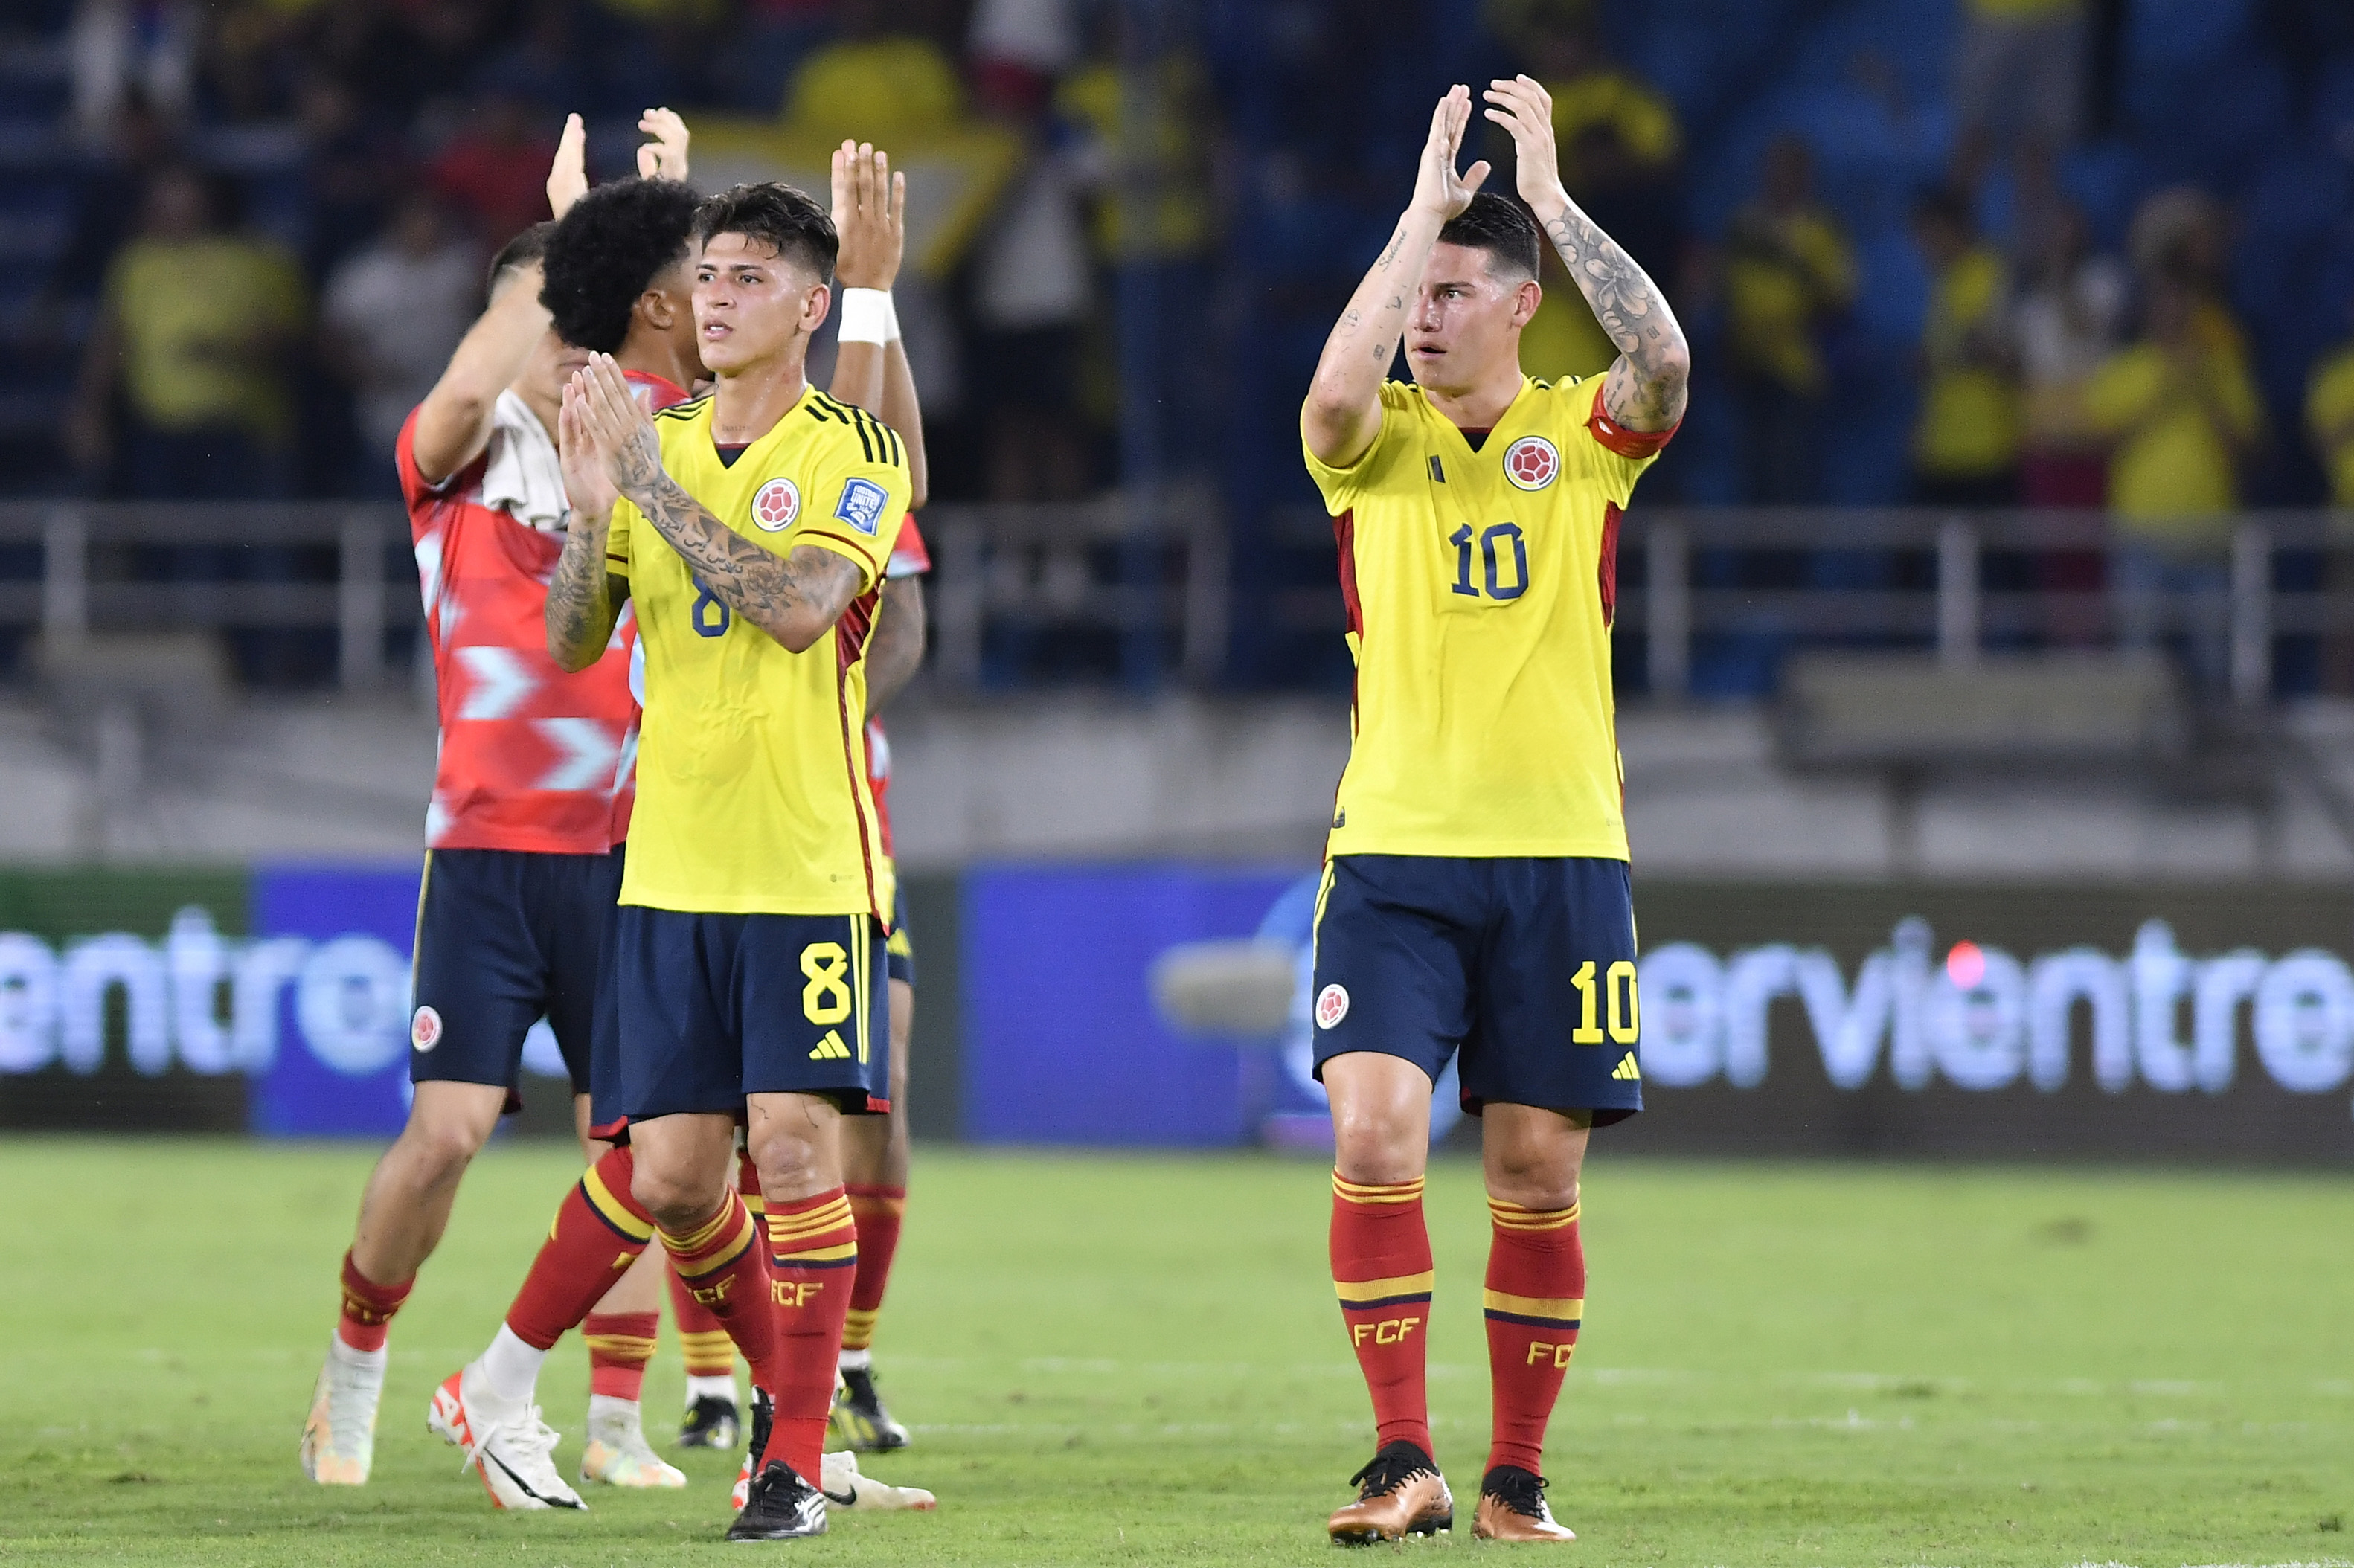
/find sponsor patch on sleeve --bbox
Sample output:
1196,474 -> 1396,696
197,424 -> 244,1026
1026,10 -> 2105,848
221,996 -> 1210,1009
834,477 -> 889,536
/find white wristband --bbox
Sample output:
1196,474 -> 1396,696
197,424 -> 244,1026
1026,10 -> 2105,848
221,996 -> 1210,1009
885,291 -> 902,343
838,287 -> 891,345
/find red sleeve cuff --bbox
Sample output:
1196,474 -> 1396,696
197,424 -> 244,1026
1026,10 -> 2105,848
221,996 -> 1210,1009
1588,404 -> 1679,459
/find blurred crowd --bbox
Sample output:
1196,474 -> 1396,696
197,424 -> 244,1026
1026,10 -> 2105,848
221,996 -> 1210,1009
7,0 -> 2354,693
1494,1 -> 2354,533
8,0 -> 1212,506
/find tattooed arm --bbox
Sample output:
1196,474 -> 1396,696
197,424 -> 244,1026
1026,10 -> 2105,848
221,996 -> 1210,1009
547,373 -> 628,670
1303,86 -> 1493,468
1484,74 -> 1689,432
572,354 -> 866,654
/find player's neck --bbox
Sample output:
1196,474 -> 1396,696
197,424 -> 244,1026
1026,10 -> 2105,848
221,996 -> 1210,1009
1421,362 -> 1527,434
614,328 -> 699,399
709,352 -> 811,446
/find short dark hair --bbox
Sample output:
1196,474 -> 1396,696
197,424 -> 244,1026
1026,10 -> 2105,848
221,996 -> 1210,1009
1437,192 -> 1542,283
693,181 -> 837,283
487,220 -> 554,293
540,178 -> 702,352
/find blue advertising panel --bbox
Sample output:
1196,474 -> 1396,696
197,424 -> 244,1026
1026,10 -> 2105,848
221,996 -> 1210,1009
960,864 -> 1302,1146
248,862 -> 423,1137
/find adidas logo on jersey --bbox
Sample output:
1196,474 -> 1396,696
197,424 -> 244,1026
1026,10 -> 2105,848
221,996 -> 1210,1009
1611,1053 -> 1641,1082
809,1030 -> 853,1061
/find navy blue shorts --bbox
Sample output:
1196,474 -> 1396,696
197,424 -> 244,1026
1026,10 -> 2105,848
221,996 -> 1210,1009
587,849 -> 629,1139
885,883 -> 916,989
1309,855 -> 1643,1125
408,847 -> 621,1105
613,906 -> 891,1122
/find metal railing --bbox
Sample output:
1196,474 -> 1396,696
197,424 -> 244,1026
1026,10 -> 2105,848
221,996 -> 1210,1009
1620,509 -> 2354,704
0,504 -> 408,690
926,498 -> 1227,689
1264,506 -> 2354,702
1,503 -> 2347,698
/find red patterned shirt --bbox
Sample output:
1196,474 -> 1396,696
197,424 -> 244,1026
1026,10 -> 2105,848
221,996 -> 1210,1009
400,370 -> 688,853
865,513 -> 931,860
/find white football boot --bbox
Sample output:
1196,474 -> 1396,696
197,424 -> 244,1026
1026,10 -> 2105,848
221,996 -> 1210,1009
578,1395 -> 686,1488
298,1340 -> 385,1485
428,1366 -> 586,1511
821,1450 -> 937,1511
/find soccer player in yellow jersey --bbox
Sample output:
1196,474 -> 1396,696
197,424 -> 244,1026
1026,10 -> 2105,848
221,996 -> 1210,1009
1301,80 -> 1687,1546
546,180 -> 911,1543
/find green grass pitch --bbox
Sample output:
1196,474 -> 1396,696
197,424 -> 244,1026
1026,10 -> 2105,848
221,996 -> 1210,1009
1,1137 -> 2349,1566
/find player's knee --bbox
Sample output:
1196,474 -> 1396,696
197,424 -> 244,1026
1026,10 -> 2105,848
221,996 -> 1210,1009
1330,1109 -> 1425,1186
400,1108 -> 493,1179
1485,1143 -> 1581,1212
632,1160 -> 723,1235
745,1130 -> 826,1200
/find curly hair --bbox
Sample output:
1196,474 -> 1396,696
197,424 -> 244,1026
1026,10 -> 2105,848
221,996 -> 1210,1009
693,181 -> 837,285
539,178 -> 703,353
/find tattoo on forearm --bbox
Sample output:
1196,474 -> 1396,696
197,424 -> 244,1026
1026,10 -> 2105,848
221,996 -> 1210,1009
546,514 -> 617,664
615,429 -> 858,641
1542,203 -> 1690,426
1320,215 -> 1433,393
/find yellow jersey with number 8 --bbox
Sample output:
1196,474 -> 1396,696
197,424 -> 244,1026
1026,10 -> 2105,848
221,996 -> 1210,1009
1302,373 -> 1670,861
607,387 -> 909,918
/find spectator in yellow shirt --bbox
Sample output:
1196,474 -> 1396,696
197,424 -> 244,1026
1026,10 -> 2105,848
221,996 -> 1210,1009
1720,138 -> 1856,502
2303,309 -> 2354,691
1910,185 -> 2021,504
68,166 -> 307,500
782,0 -> 966,141
2085,270 -> 2265,690
2306,328 -> 2354,509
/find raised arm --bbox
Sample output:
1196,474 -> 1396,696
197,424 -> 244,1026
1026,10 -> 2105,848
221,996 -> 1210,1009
410,259 -> 553,484
411,115 -> 592,483
572,354 -> 864,654
1485,75 -> 1689,432
547,375 -> 629,670
1303,87 -> 1492,469
828,139 -> 931,508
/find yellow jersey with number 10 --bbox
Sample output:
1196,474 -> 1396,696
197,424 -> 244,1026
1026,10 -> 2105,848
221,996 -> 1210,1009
607,387 -> 910,919
1303,374 -> 1671,861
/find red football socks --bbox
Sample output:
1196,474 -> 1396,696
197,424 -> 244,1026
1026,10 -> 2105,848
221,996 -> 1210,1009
667,1267 -> 736,1381
336,1251 -> 414,1353
504,1146 -> 654,1351
1330,1171 -> 1434,1458
842,1183 -> 906,1352
583,1310 -> 658,1401
657,1190 -> 783,1431
1482,1198 -> 1585,1476
765,1187 -> 859,1482
670,1150 -> 767,1382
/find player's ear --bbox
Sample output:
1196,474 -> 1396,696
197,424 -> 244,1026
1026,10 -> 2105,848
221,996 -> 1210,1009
802,280 -> 832,334
640,288 -> 674,331
1511,277 -> 1542,330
